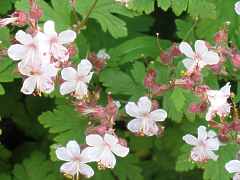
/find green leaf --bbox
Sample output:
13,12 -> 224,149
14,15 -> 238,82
113,155 -> 144,180
171,88 -> 186,112
76,0 -> 137,38
128,0 -> 155,14
203,144 -> 239,180
99,68 -> 146,97
131,61 -> 146,85
176,145 -> 196,172
0,58 -> 19,83
175,19 -> 195,41
13,151 -> 63,180
172,0 -> 188,16
0,174 -> 12,180
108,36 -> 169,66
0,84 -> 5,95
0,1 -> 13,15
39,104 -> 88,144
157,0 -> 171,11
0,28 -> 10,47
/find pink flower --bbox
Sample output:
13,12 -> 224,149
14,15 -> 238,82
179,40 -> 220,74
43,20 -> 76,62
83,134 -> 129,169
60,59 -> 93,99
225,160 -> 240,180
56,140 -> 94,178
125,96 -> 167,136
18,60 -> 57,95
235,1 -> 240,15
183,126 -> 220,162
7,30 -> 50,65
206,82 -> 231,121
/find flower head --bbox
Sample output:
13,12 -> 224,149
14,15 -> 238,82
225,160 -> 240,180
19,60 -> 57,95
179,40 -> 220,74
56,140 -> 94,178
125,96 -> 167,136
206,82 -> 231,121
183,126 -> 220,162
83,134 -> 129,169
43,20 -> 76,62
60,59 -> 93,99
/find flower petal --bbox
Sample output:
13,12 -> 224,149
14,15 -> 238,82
60,161 -> 78,176
43,20 -> 57,36
99,148 -> 116,169
60,81 -> 76,95
7,44 -> 27,61
235,1 -> 240,15
225,160 -> 240,173
61,67 -> 77,81
42,63 -> 58,77
86,134 -> 104,147
21,77 -> 36,95
75,82 -> 88,99
142,120 -> 159,136
66,140 -> 81,157
195,40 -> 208,56
111,144 -> 129,157
51,43 -> 69,62
58,30 -> 76,44
127,118 -> 142,133
206,138 -> 220,151
150,109 -> 167,122
104,134 -> 118,146
15,30 -> 33,45
78,163 -> 94,178
81,146 -> 103,162
220,82 -> 231,97
206,150 -> 218,161
202,51 -> 220,66
38,76 -> 55,94
182,134 -> 198,146
179,42 -> 194,58
77,59 -> 92,76
125,102 -> 140,118
182,58 -> 196,72
197,126 -> 207,140
137,96 -> 152,114
56,147 -> 71,161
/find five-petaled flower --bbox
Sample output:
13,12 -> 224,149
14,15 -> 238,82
125,96 -> 167,136
19,60 -> 58,95
183,126 -> 220,162
56,140 -> 94,178
206,82 -> 231,121
43,20 -> 76,62
60,59 -> 93,99
225,160 -> 240,180
179,40 -> 220,74
83,133 -> 129,169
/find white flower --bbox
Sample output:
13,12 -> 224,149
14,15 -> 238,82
206,82 -> 231,121
235,1 -> 240,15
225,160 -> 240,180
60,59 -> 93,99
83,134 -> 129,169
7,30 -> 50,65
125,96 -> 167,136
19,60 -> 57,95
43,20 -> 76,62
183,126 -> 220,162
56,140 -> 94,178
96,49 -> 110,60
179,40 -> 220,73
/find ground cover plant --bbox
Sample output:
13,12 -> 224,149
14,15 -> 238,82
1,0 -> 240,180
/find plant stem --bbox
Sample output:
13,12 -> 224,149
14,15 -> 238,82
75,0 -> 99,32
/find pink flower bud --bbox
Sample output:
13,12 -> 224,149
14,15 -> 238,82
68,45 -> 77,57
210,63 -> 221,73
30,5 -> 43,21
160,52 -> 172,64
13,11 -> 27,26
144,69 -> 156,88
189,103 -> 200,113
232,53 -> 240,68
214,30 -> 228,44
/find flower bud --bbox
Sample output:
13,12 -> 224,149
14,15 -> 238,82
232,53 -> 240,68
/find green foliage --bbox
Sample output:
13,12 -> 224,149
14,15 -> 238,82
13,151 -> 63,180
